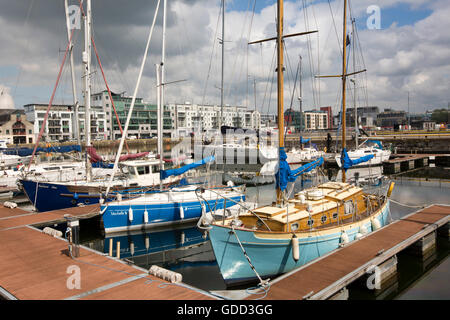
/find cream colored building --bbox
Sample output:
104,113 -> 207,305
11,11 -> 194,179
0,109 -> 34,145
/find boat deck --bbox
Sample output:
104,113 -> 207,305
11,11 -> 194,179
0,204 -> 215,300
243,204 -> 450,300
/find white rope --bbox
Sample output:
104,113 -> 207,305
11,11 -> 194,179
389,198 -> 427,209
231,225 -> 269,289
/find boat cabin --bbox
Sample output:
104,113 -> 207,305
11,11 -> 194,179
226,182 -> 383,233
120,159 -> 165,186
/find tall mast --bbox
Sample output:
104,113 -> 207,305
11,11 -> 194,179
159,0 -> 167,191
64,0 -> 80,145
298,55 -> 303,149
341,0 -> 348,183
220,0 -> 225,131
351,18 -> 358,148
83,0 -> 92,182
276,0 -> 284,203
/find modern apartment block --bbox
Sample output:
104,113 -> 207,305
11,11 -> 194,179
24,103 -> 107,142
304,110 -> 329,130
166,102 -> 261,137
91,90 -> 173,139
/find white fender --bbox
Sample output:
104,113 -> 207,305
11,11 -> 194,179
144,210 -> 149,224
355,233 -> 363,240
180,206 -> 184,220
372,218 -> 381,230
145,236 -> 150,250
360,224 -> 368,235
340,230 -> 349,245
128,207 -> 133,222
130,241 -> 135,256
291,235 -> 299,262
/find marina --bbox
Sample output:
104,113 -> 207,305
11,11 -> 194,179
0,0 -> 449,307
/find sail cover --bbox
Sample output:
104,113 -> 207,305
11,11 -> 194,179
341,148 -> 374,171
300,136 -> 310,144
2,145 -> 82,157
276,147 -> 324,191
160,155 -> 215,180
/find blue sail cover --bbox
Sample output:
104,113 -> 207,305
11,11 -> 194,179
160,155 -> 215,180
341,148 -> 374,171
276,147 -> 324,191
3,145 -> 82,157
92,161 -> 114,169
300,136 -> 310,144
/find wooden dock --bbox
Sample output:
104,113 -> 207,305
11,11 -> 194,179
246,204 -> 450,300
0,204 -> 216,300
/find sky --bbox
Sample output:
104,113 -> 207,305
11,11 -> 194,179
0,0 -> 449,117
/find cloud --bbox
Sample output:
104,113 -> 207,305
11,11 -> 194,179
0,0 -> 448,116
0,85 -> 15,109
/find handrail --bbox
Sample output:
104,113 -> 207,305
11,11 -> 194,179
195,187 -> 272,232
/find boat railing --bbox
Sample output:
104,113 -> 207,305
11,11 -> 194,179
194,186 -> 272,232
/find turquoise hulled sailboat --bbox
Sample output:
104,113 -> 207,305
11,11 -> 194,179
204,0 -> 394,286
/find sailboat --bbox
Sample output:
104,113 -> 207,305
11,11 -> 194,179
18,0 -> 185,212
285,56 -> 324,165
203,0 -> 394,286
334,19 -> 390,169
99,0 -> 246,233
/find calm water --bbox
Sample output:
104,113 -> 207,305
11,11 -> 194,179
69,165 -> 450,299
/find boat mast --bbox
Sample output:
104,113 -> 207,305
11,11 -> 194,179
83,0 -> 92,182
298,55 -> 303,150
159,0 -> 167,191
104,0 -> 161,198
351,18 -> 358,148
341,0 -> 348,183
64,0 -> 80,146
220,0 -> 225,132
276,0 -> 284,204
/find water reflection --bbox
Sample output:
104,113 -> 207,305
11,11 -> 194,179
78,165 -> 449,297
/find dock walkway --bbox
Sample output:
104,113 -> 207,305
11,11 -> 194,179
0,204 -> 215,300
252,204 -> 450,300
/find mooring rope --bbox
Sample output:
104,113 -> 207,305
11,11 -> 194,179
230,225 -> 269,290
389,198 -> 427,209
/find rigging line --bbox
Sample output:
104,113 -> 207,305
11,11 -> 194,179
261,44 -> 277,115
245,0 -> 257,109
327,0 -> 343,59
224,0 -> 252,104
302,0 -> 318,109
78,0 -> 130,152
12,0 -> 36,99
26,0 -> 83,172
201,2 -> 222,106
309,0 -> 321,107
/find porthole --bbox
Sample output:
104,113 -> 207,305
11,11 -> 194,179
321,215 -> 327,224
291,223 -> 299,231
71,200 -> 77,205
307,219 -> 314,226
84,199 -> 90,204
332,212 -> 338,219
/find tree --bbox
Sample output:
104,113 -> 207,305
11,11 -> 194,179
431,109 -> 449,123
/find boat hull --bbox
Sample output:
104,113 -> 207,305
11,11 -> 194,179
209,200 -> 390,285
102,195 -> 245,233
335,149 -> 391,167
19,179 -> 109,212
